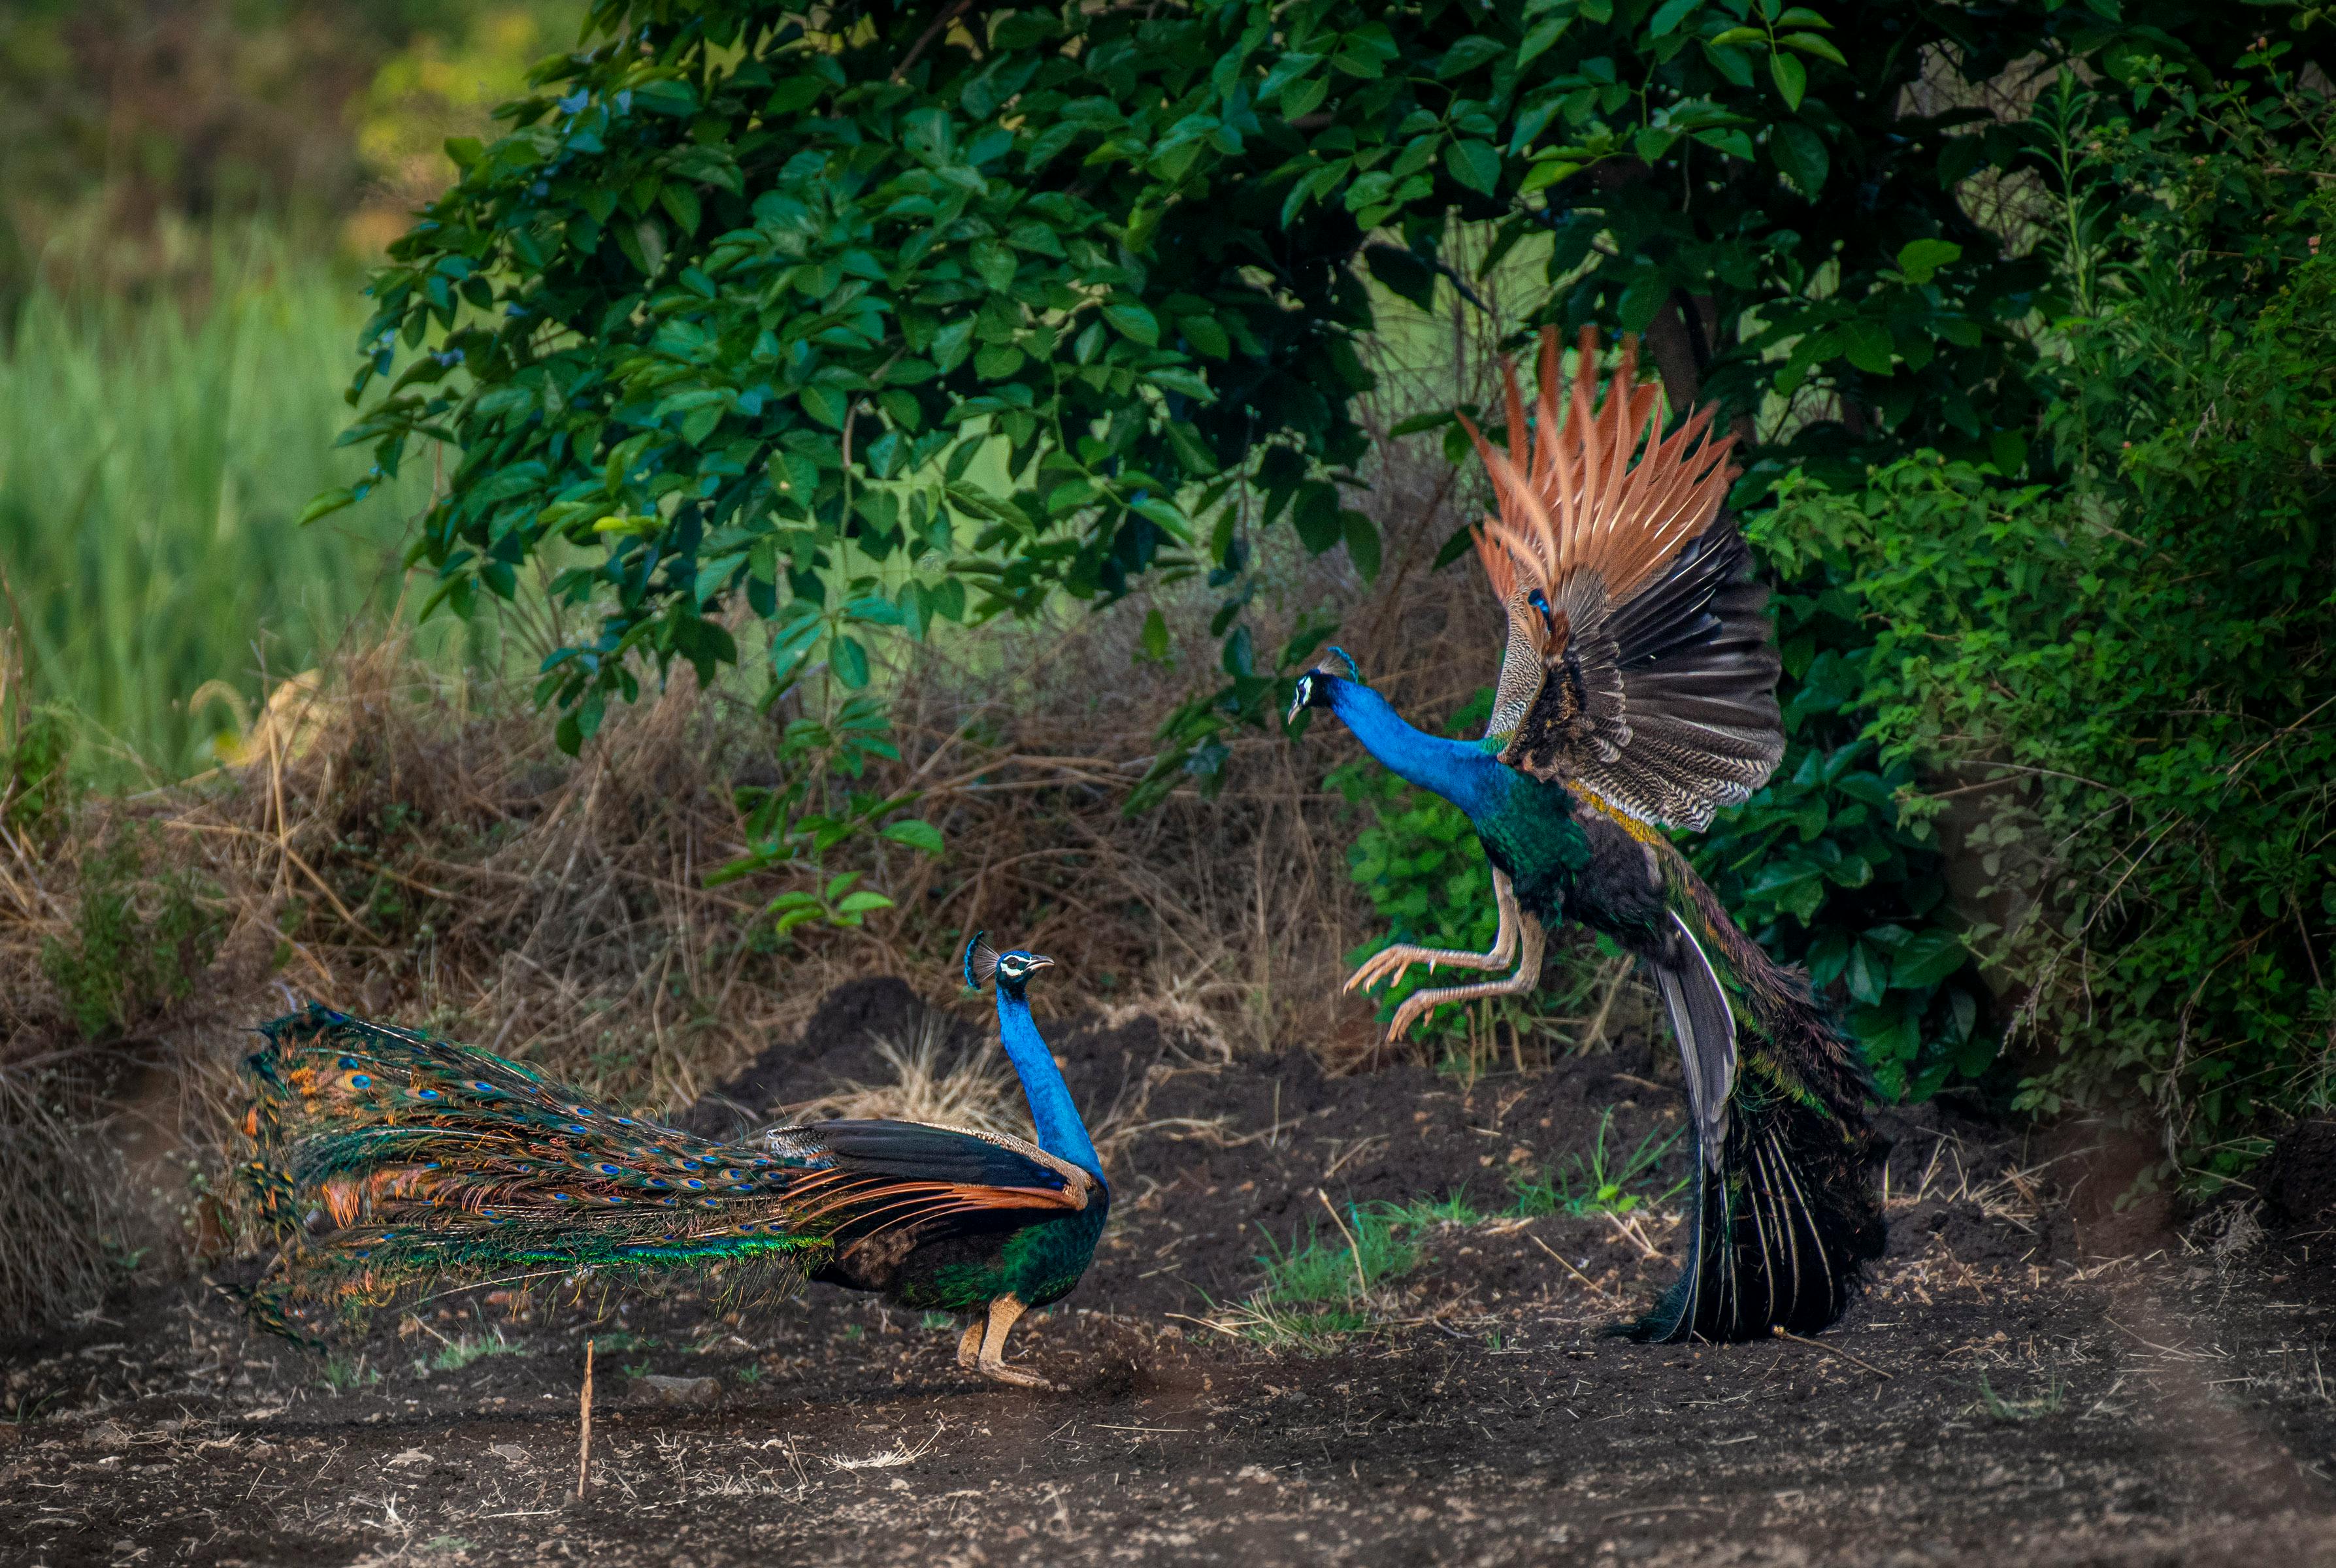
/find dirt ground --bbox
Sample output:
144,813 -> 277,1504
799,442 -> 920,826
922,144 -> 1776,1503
8,981 -> 2336,1567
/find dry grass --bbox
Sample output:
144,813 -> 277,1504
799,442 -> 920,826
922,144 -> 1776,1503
781,1011 -> 1023,1142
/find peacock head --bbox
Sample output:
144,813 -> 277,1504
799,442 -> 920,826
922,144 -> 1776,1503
1285,645 -> 1364,727
962,931 -> 1055,1000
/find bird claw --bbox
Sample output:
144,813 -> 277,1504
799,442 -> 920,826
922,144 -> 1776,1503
1385,994 -> 1435,1043
1344,943 -> 1440,995
978,1362 -> 1059,1392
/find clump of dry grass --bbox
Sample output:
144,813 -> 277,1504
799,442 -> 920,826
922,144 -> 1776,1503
783,1010 -> 1021,1142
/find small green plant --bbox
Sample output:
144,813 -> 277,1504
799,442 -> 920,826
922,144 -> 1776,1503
1,706 -> 73,838
1221,1200 -> 1421,1352
1511,1111 -> 1688,1219
735,1362 -> 765,1386
919,1311 -> 953,1332
1255,1205 -> 1418,1307
1975,1375 -> 2066,1422
321,1355 -> 380,1392
587,1330 -> 661,1353
427,1332 -> 529,1372
1378,1193 -> 1482,1230
41,830 -> 225,1037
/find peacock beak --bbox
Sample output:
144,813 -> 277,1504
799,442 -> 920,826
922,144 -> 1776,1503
1025,954 -> 1055,971
1285,677 -> 1310,727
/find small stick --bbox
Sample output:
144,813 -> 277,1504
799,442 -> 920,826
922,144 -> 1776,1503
1530,1232 -> 1616,1300
576,1338 -> 595,1499
1318,1189 -> 1371,1304
1773,1326 -> 1892,1380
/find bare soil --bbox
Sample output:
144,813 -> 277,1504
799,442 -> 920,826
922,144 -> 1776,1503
8,982 -> 2336,1567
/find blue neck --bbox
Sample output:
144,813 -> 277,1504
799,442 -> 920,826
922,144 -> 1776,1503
1323,679 -> 1509,820
995,990 -> 1102,1179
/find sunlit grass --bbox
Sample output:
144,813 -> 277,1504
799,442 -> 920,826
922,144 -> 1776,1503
0,226 -> 482,783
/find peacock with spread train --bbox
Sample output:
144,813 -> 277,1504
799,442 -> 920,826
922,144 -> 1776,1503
1290,327 -> 1884,1343
239,935 -> 1105,1388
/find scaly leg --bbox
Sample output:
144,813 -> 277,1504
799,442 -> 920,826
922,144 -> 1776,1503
1346,870 -> 1523,996
973,1294 -> 1057,1390
1385,915 -> 1547,1042
956,1317 -> 983,1373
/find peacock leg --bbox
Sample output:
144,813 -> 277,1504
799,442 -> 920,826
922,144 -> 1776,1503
1385,915 -> 1547,1043
1345,870 -> 1524,996
956,1318 -> 984,1373
972,1294 -> 1057,1390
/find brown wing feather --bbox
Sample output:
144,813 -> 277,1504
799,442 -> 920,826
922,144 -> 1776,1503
1456,327 -> 1777,829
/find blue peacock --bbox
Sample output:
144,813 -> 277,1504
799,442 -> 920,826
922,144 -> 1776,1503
239,934 -> 1106,1388
1291,327 -> 1884,1343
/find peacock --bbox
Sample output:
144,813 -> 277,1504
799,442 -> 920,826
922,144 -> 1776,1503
239,935 -> 1107,1389
1289,327 -> 1884,1343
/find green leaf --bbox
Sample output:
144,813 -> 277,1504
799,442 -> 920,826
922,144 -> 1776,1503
1445,139 -> 1500,196
831,634 -> 870,689
1647,0 -> 1704,37
1771,122 -> 1827,195
1778,31 -> 1847,67
298,487 -> 357,526
1890,928 -> 1967,988
1102,303 -> 1160,346
1341,509 -> 1381,583
798,384 -> 849,428
1846,940 -> 1889,1004
1894,238 -> 1963,284
880,819 -> 946,855
834,890 -> 895,914
1180,314 -> 1231,359
1769,50 -> 1807,112
659,183 -> 702,237
1517,15 -> 1570,68
1839,318 -> 1896,374
1140,608 -> 1172,662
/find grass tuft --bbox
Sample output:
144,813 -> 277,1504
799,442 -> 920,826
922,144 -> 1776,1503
426,1332 -> 529,1372
1976,1375 -> 2067,1422
1511,1109 -> 1686,1219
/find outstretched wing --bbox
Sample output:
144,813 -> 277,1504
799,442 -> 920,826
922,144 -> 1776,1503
1463,327 -> 1781,830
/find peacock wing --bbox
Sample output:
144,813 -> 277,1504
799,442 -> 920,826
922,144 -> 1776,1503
1462,327 -> 1781,830
1502,522 -> 1783,830
763,1119 -> 1097,1238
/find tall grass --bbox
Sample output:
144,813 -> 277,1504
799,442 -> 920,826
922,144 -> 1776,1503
0,228 -> 453,783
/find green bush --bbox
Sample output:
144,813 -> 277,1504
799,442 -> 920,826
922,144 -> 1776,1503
1760,54 -> 2336,1183
41,831 -> 227,1039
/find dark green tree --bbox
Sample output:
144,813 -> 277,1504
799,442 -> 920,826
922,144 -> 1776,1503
323,0 -> 2324,1089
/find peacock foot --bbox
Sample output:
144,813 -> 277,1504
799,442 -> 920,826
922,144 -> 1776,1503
975,1359 -> 1060,1392
965,1294 -> 1058,1392
1345,941 -> 1504,996
1379,921 -> 1549,1041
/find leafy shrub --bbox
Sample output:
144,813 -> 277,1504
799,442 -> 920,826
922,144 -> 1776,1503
1752,42 -> 2336,1182
41,831 -> 227,1038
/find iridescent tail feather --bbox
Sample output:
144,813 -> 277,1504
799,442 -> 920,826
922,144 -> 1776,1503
242,1007 -> 863,1335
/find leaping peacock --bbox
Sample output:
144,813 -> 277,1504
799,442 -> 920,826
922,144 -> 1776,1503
1289,327 -> 1884,1342
239,935 -> 1107,1388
